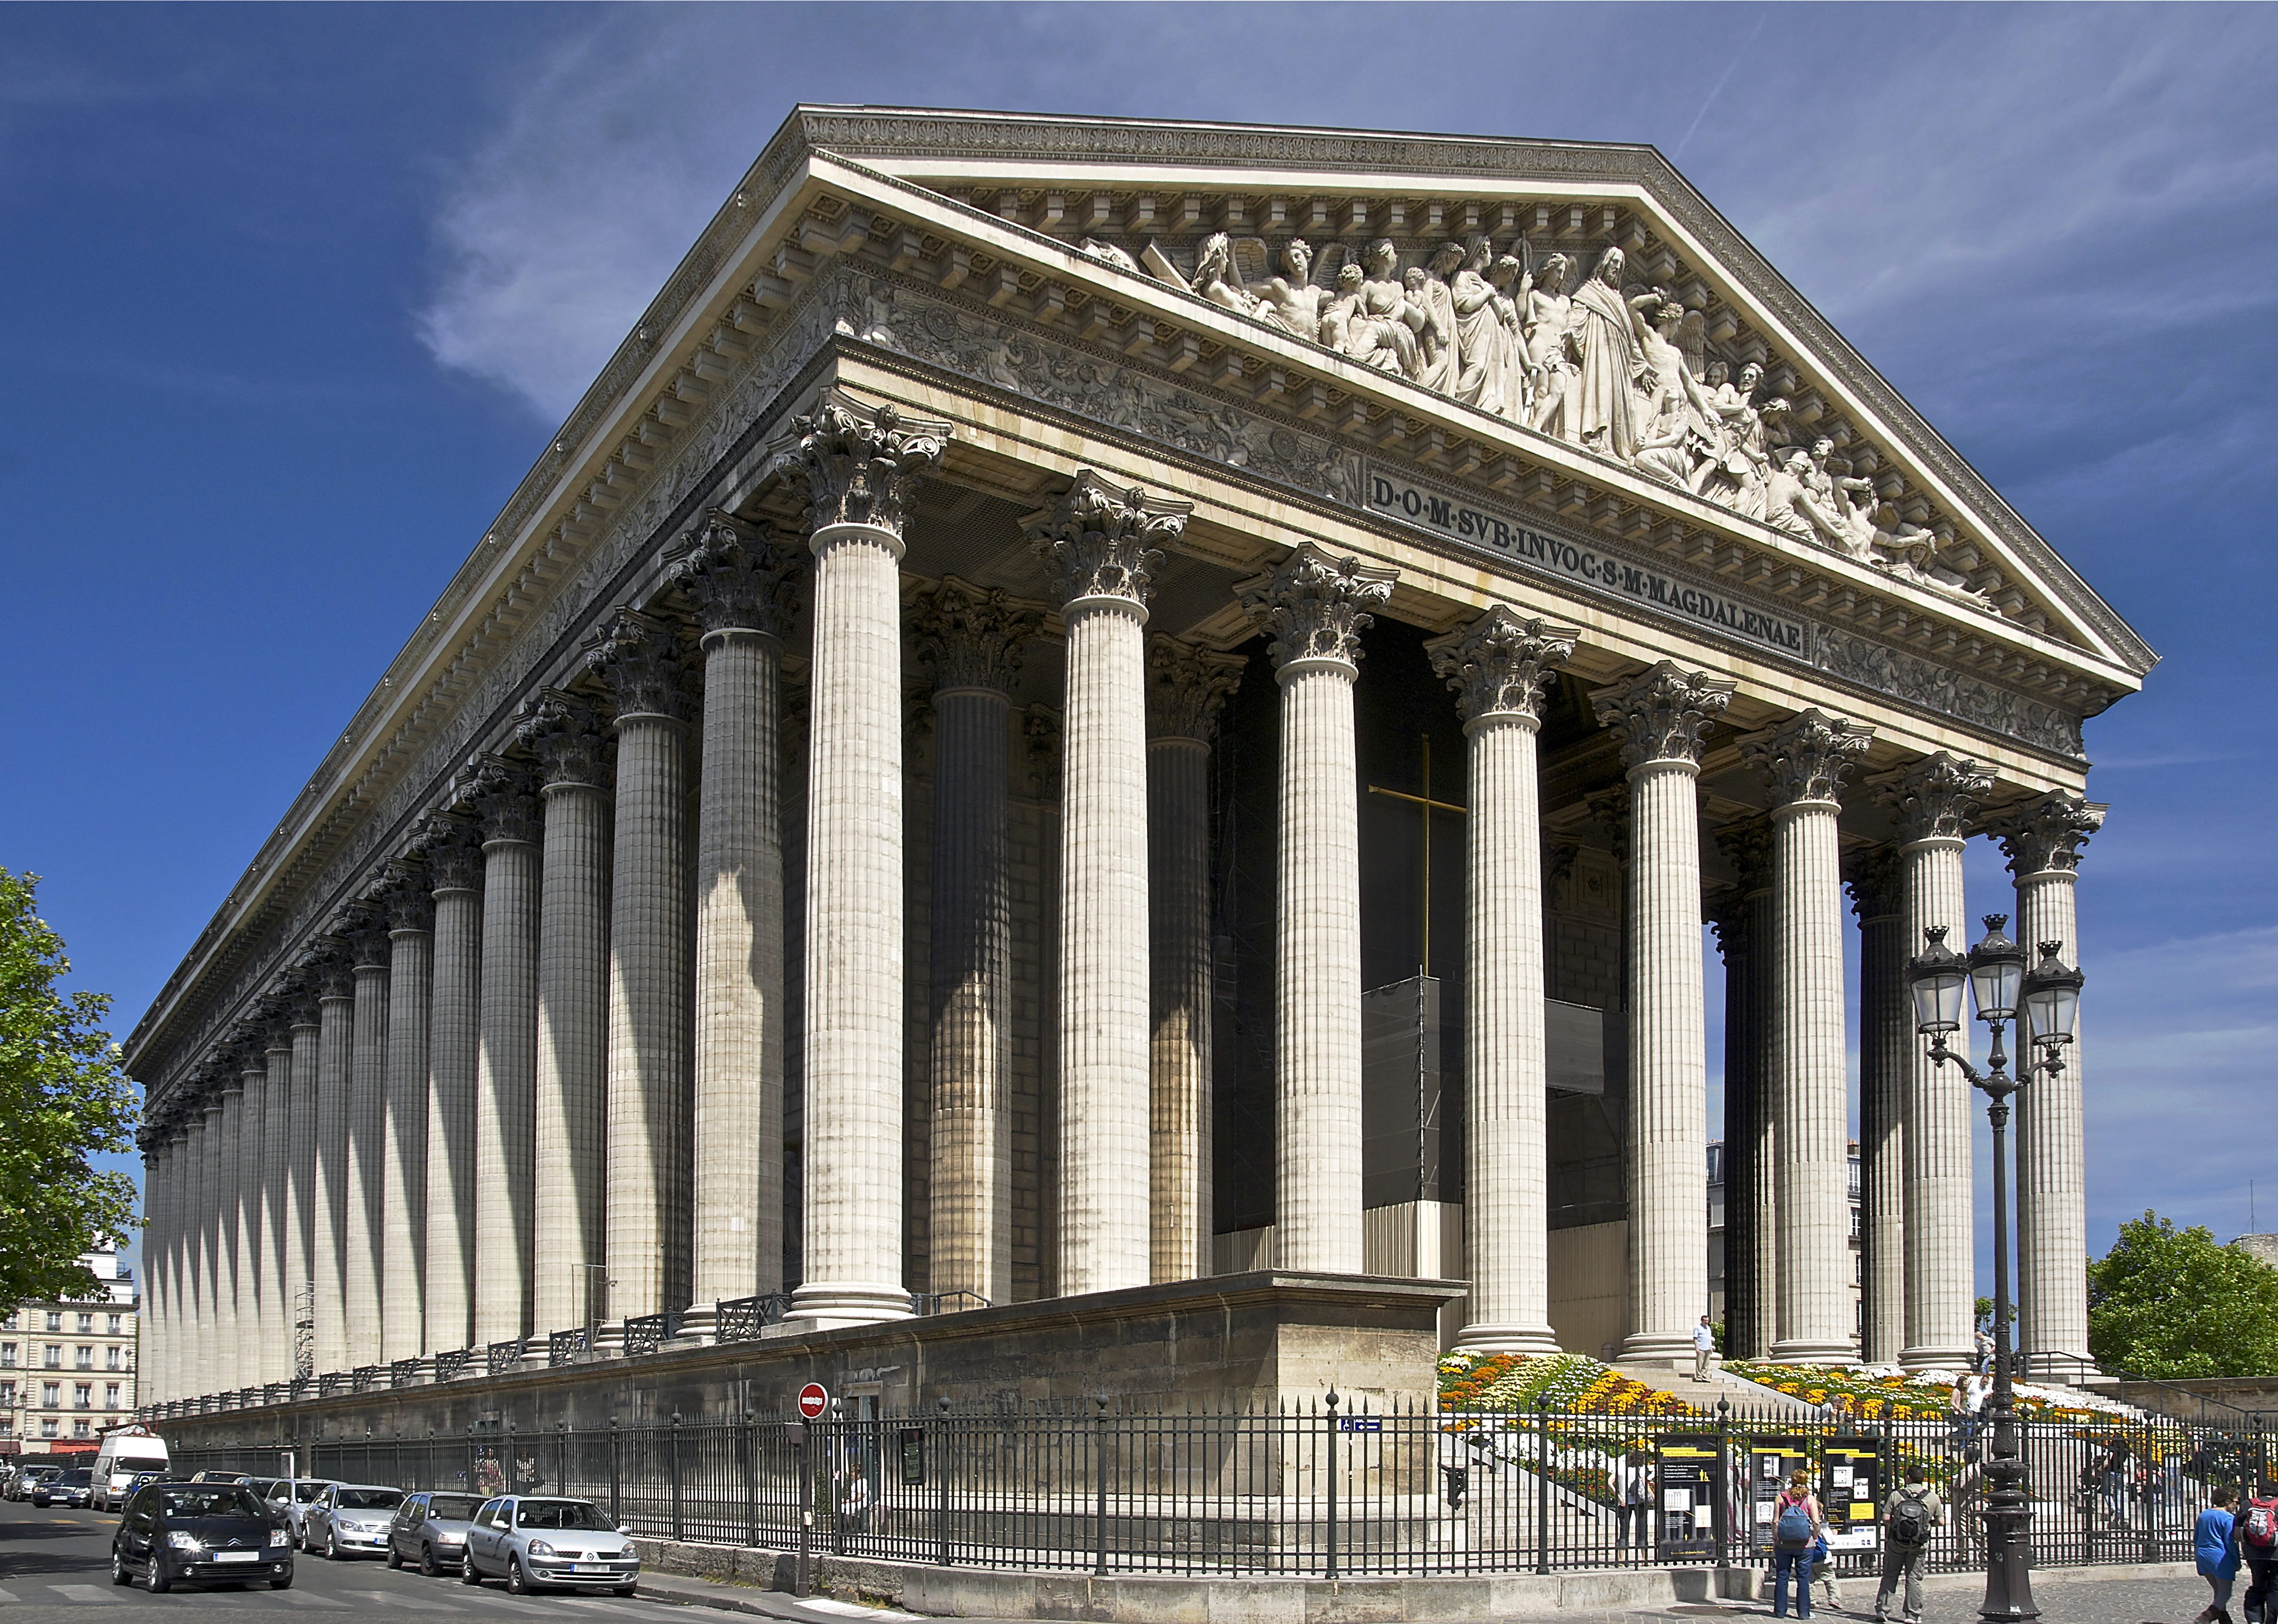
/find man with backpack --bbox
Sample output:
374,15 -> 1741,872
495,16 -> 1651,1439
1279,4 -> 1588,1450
2237,1482 -> 2278,1624
1874,1462 -> 1945,1624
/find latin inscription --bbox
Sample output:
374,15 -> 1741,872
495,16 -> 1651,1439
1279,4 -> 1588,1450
1365,467 -> 1809,660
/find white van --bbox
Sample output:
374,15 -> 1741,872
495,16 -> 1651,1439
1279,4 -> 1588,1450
93,1427 -> 170,1512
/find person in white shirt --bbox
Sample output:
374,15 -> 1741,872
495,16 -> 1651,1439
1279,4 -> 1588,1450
1693,1315 -> 1718,1381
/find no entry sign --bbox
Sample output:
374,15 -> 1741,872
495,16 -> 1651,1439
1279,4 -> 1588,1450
797,1382 -> 830,1420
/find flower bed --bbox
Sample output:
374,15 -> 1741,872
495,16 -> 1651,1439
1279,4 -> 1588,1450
1438,1351 -> 1693,1417
1724,1360 -> 2115,1424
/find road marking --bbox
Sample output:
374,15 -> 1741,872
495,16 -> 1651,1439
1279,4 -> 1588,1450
257,1590 -> 351,1606
0,1589 -> 17,1604
349,1589 -> 464,1611
461,1595 -> 561,1614
52,1584 -> 116,1601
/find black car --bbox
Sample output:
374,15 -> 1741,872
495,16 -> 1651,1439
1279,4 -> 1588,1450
109,1481 -> 294,1592
33,1468 -> 95,1509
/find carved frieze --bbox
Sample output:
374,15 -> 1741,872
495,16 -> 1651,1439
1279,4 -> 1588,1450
1424,606 -> 1578,724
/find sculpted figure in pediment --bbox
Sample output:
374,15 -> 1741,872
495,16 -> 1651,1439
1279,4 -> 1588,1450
1451,236 -> 1516,417
1764,446 -> 1853,549
1192,233 -> 1258,319
1245,239 -> 1334,343
1413,241 -> 1464,394
1079,238 -> 1142,275
1350,239 -> 1425,379
1521,253 -> 1575,436
1487,251 -> 1532,417
1567,247 -> 1659,461
1842,497 -> 1999,613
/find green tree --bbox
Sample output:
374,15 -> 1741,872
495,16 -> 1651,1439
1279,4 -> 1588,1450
2087,1210 -> 2278,1379
0,868 -> 139,1313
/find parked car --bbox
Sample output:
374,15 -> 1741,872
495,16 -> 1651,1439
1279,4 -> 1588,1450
302,1482 -> 403,1559
33,1467 -> 96,1509
265,1477 -> 339,1543
388,1490 -> 486,1576
187,1470 -> 254,1484
109,1479 -> 292,1592
459,1496 -> 640,1596
6,1464 -> 62,1502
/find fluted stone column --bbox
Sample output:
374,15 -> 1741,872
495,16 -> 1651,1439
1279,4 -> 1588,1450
1145,635 -> 1245,1284
420,814 -> 485,1356
238,1054 -> 272,1388
379,870 -> 434,1361
777,394 -> 947,1327
1429,609 -> 1577,1352
343,918 -> 391,1368
1239,545 -> 1398,1274
467,759 -> 541,1348
1848,849 -> 1907,1365
518,692 -> 613,1341
1745,708 -> 1873,1362
312,955 -> 356,1375
144,1138 -> 172,1402
671,513 -> 800,1317
1032,475 -> 1188,1297
1594,662 -> 1735,1360
1995,791 -> 2104,1379
287,992 -> 321,1381
261,1032 -> 295,1384
1881,754 -> 1993,1370
198,1100 -> 224,1394
1713,818 -> 1777,1359
159,1137 -> 182,1400
587,608 -> 693,1325
219,1073 -> 252,1389
912,578 -> 1037,1303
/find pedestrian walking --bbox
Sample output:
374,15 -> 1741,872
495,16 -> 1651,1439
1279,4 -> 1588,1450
832,1461 -> 874,1551
1950,1455 -> 1985,1565
2238,1482 -> 2278,1624
1947,1376 -> 1977,1454
514,1452 -> 541,1494
1438,1424 -> 1474,1513
1973,1327 -> 1995,1375
2097,1434 -> 2134,1525
1694,1315 -> 1718,1381
1771,1469 -> 1830,1620
1873,1463 -> 1944,1624
2198,1485 -> 2243,1624
1618,1453 -> 1653,1552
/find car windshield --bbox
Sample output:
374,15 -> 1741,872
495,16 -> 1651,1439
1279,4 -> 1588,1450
427,1495 -> 484,1521
514,1501 -> 613,1531
336,1488 -> 403,1510
294,1481 -> 332,1502
59,1471 -> 93,1486
112,1459 -> 166,1476
161,1487 -> 267,1518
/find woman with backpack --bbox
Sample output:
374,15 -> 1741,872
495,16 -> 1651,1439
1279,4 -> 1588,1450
2198,1484 -> 2244,1624
2237,1483 -> 2278,1624
1873,1462 -> 1944,1624
1772,1468 -> 1831,1619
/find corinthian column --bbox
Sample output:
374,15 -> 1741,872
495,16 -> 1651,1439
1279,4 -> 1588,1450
419,813 -> 485,1357
671,513 -> 799,1317
517,692 -> 613,1342
287,988 -> 321,1381
1846,849 -> 1907,1366
1145,635 -> 1245,1284
236,1051 -> 270,1389
312,952 -> 355,1375
1993,791 -> 2105,1379
144,1137 -> 172,1401
912,577 -> 1038,1303
260,1027 -> 295,1384
587,608 -> 693,1325
199,1096 -> 225,1394
1239,544 -> 1397,1274
1745,708 -> 1873,1361
343,914 -> 391,1369
1428,608 -> 1577,1353
467,758 -> 540,1349
1594,661 -> 1735,1360
775,393 -> 947,1327
1031,475 -> 1187,1296
378,867 -> 434,1361
1714,818 -> 1777,1359
1879,753 -> 1993,1370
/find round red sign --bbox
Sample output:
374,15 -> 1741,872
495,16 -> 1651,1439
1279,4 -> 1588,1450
797,1382 -> 829,1420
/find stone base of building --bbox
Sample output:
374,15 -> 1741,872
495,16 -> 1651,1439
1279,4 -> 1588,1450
154,1271 -> 1464,1447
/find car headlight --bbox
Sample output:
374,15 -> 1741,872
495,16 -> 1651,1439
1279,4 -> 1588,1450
526,1539 -> 555,1557
437,1531 -> 465,1544
269,1529 -> 290,1547
166,1532 -> 204,1552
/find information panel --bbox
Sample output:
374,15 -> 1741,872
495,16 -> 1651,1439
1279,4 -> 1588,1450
1654,1433 -> 1722,1560
1822,1435 -> 1882,1553
1747,1435 -> 1811,1559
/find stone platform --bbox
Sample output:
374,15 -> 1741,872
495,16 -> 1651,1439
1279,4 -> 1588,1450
157,1271 -> 1464,1448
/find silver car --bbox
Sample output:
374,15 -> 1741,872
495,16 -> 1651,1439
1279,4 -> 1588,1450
266,1478 -> 339,1543
302,1482 -> 403,1559
459,1496 -> 640,1596
387,1490 -> 485,1576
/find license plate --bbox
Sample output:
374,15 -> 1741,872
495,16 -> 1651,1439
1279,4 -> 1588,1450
213,1551 -> 262,1564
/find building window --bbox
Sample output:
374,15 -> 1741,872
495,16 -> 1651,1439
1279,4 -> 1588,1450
106,1347 -> 120,1371
0,1343 -> 13,1367
74,1383 -> 92,1408
76,1313 -> 94,1335
39,1418 -> 57,1439
0,1313 -> 14,1330
44,1346 -> 60,1369
0,1382 -> 13,1406
75,1346 -> 93,1369
45,1312 -> 61,1333
105,1384 -> 120,1408
72,1419 -> 90,1439
107,1315 -> 122,1336
42,1382 -> 59,1407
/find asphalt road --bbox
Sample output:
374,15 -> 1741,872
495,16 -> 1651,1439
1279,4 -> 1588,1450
0,1495 -> 704,1622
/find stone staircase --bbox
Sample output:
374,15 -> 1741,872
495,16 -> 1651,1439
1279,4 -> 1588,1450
1611,1358 -> 1815,1416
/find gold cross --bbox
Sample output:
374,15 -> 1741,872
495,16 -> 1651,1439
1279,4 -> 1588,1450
1366,734 -> 1466,978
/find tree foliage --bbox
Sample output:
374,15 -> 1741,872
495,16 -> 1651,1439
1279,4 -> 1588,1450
0,869 -> 139,1314
2087,1210 -> 2278,1379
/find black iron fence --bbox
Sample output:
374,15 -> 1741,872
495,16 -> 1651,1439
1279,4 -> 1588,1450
156,1400 -> 2269,1579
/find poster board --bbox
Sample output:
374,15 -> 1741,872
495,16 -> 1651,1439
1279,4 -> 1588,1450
1746,1434 -> 1810,1558
1654,1433 -> 1722,1560
1821,1435 -> 1881,1553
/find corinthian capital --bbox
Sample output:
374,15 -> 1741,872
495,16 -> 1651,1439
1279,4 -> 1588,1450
667,509 -> 799,639
1237,544 -> 1398,673
584,608 -> 689,722
516,689 -> 614,790
1591,660 -> 1736,770
1716,814 -> 1774,893
913,577 -> 1042,694
1845,845 -> 1905,921
1146,635 -> 1247,742
411,808 -> 484,893
376,861 -> 434,934
1425,607 -> 1579,725
1741,708 -> 1874,809
1874,751 -> 1993,845
1990,790 -> 2106,878
459,754 -> 540,846
1026,469 -> 1188,613
771,390 -> 948,538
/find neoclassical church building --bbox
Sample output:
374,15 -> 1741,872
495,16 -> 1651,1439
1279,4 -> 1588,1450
130,109 -> 2149,1415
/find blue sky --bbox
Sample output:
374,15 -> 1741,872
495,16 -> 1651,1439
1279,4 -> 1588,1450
3,4 -> 2273,1292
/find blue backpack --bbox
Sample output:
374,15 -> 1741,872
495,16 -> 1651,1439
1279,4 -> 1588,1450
1776,1497 -> 1815,1552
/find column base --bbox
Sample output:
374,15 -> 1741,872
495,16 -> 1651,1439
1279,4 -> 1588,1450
1769,1337 -> 1859,1363
675,1305 -> 719,1344
1620,1330 -> 1698,1363
1453,1322 -> 1562,1357
1899,1343 -> 1976,1374
784,1280 -> 914,1331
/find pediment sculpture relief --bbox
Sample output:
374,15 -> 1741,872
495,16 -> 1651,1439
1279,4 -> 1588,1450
1082,230 -> 1996,617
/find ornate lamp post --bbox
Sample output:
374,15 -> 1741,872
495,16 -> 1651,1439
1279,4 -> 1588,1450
1908,917 -> 2082,1624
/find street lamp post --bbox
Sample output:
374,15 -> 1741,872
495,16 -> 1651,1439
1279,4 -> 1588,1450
1909,916 -> 2083,1624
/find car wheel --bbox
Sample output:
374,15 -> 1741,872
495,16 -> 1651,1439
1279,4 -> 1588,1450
615,1586 -> 638,1598
110,1547 -> 132,1587
270,1571 -> 294,1591
325,1527 -> 339,1561
386,1542 -> 402,1570
147,1551 -> 172,1595
419,1543 -> 438,1578
460,1549 -> 482,1586
505,1555 -> 533,1596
